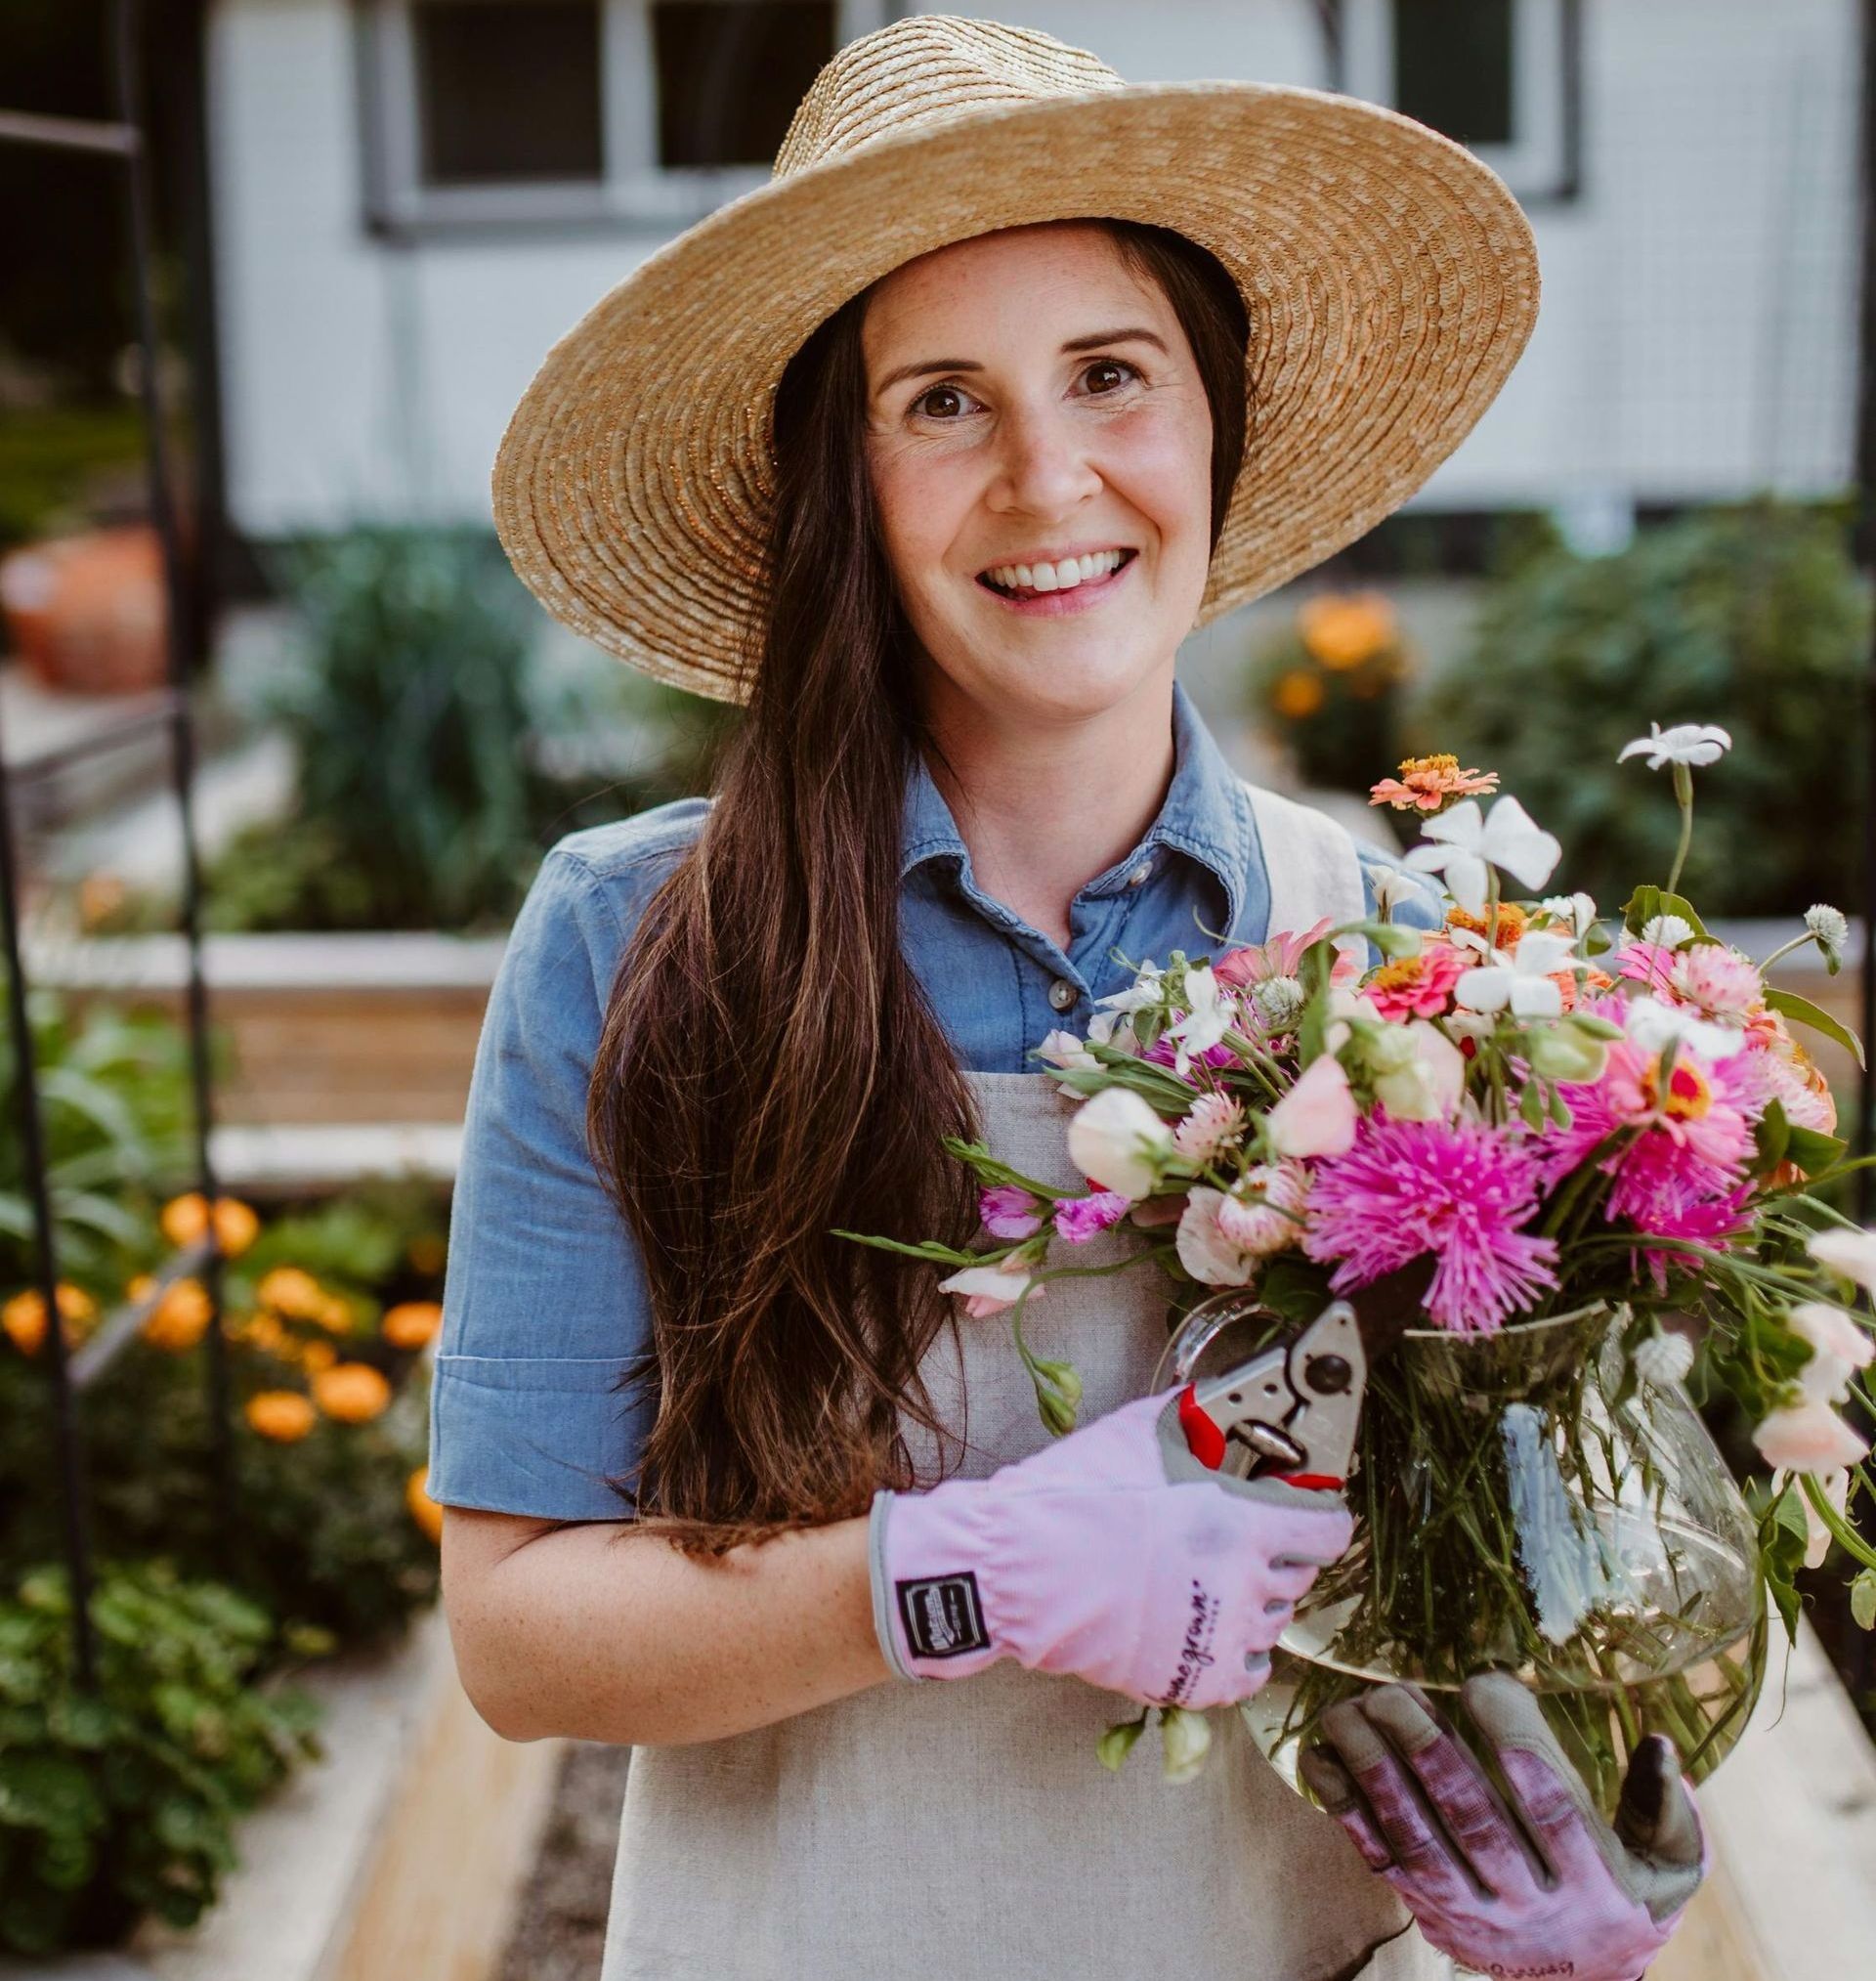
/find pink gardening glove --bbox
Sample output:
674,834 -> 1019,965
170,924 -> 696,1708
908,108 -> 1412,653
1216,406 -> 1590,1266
1300,1672 -> 1708,1981
869,1389 -> 1352,1706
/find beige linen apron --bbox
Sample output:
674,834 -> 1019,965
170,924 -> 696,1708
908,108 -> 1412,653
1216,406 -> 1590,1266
600,786 -> 1447,1981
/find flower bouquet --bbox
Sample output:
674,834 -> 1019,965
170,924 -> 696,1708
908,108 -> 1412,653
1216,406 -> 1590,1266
843,728 -> 1876,1807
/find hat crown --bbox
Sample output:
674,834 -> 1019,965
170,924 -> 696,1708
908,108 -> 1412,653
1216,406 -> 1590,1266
773,15 -> 1122,179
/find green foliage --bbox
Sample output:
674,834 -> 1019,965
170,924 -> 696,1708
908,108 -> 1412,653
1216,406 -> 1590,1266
0,985 -> 195,1292
1414,500 -> 1870,916
0,1561 -> 320,1956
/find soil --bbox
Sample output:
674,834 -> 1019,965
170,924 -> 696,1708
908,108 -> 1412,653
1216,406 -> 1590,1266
496,1742 -> 632,1981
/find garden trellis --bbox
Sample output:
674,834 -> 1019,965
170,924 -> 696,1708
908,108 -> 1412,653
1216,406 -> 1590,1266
0,0 -> 231,1689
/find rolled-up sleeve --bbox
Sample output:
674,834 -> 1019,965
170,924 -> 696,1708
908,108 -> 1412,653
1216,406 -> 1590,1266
428,845 -> 658,1521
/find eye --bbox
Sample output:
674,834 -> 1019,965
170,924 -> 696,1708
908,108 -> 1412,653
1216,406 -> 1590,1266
912,382 -> 979,420
1081,358 -> 1139,396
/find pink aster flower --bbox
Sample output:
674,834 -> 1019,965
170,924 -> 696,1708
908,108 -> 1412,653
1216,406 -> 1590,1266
979,1185 -> 1045,1240
1053,1190 -> 1130,1243
1302,1116 -> 1559,1334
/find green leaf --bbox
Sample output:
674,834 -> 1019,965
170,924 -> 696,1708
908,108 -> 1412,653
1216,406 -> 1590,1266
1621,886 -> 1709,939
1340,918 -> 1423,960
1096,1713 -> 1148,1773
1763,987 -> 1865,1069
827,1229 -> 988,1268
1852,1570 -> 1876,1631
1750,1099 -> 1792,1181
1296,938 -> 1333,1069
1785,1125 -> 1849,1176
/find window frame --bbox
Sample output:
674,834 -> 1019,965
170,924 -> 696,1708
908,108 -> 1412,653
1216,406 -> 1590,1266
1339,0 -> 1581,206
357,0 -> 889,238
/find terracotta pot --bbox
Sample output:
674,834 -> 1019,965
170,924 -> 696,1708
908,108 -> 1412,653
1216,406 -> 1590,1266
0,524 -> 171,695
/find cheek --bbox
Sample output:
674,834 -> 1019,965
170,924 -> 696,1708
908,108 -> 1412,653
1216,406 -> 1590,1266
867,439 -> 975,588
1103,405 -> 1215,553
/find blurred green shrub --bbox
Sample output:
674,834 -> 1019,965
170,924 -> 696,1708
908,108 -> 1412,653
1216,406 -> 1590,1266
1411,500 -> 1870,917
1247,589 -> 1414,794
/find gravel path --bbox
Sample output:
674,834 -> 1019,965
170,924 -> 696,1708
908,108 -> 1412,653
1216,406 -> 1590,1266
497,1743 -> 632,1981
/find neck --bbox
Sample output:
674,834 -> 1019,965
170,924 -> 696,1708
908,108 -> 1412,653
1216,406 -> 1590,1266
920,669 -> 1177,950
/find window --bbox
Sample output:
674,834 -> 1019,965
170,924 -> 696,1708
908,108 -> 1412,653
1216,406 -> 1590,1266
361,0 -> 881,233
1340,0 -> 1578,204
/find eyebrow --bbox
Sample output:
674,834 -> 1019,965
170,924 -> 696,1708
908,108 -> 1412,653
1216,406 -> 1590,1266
872,326 -> 1170,398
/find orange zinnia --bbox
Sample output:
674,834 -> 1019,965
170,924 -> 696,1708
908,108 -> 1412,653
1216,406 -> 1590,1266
1369,754 -> 1500,814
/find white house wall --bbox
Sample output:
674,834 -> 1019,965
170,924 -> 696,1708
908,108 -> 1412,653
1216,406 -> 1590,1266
208,0 -> 1863,541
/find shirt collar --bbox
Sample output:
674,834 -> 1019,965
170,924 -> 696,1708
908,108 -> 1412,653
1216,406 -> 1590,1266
898,678 -> 1256,928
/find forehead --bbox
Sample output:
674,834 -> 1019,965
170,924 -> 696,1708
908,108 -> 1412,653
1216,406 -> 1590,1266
860,223 -> 1172,369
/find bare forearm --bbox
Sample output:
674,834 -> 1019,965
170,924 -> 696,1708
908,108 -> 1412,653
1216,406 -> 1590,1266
443,1510 -> 890,1745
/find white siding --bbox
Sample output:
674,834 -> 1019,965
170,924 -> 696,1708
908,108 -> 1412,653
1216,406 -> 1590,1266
208,0 -> 1863,539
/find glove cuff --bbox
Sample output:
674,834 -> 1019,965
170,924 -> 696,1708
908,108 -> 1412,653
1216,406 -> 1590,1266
868,1480 -> 1003,1682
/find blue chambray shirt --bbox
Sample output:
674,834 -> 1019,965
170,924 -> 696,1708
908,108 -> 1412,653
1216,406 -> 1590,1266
427,679 -> 1440,1519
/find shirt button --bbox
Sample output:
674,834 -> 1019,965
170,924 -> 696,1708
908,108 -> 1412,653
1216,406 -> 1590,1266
1126,861 -> 1152,888
1047,977 -> 1079,1012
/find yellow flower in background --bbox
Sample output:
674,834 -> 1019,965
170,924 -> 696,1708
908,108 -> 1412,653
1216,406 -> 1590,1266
313,1361 -> 392,1423
160,1192 -> 260,1258
1271,668 -> 1325,720
255,1266 -> 326,1320
246,1390 -> 317,1442
406,1465 -> 445,1544
140,1276 -> 214,1353
3,1283 -> 98,1357
1299,589 -> 1397,669
405,1232 -> 448,1276
382,1301 -> 443,1351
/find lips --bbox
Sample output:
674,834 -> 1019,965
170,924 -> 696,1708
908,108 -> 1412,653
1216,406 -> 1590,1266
978,547 -> 1136,599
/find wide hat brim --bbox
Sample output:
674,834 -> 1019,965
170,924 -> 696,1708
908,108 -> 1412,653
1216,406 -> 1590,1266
490,80 -> 1540,705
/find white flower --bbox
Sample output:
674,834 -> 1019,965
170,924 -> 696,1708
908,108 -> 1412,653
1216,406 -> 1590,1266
1036,1028 -> 1096,1072
1066,1087 -> 1173,1200
1159,1705 -> 1214,1784
1540,891 -> 1599,938
1252,974 -> 1307,1034
1175,1188 -> 1263,1287
1753,1399 -> 1870,1475
1808,1226 -> 1876,1293
1617,721 -> 1733,770
1789,1300 -> 1875,1406
1454,929 -> 1580,1019
1806,903 -> 1851,967
1087,1011 -> 1139,1055
1094,963 -> 1165,1015
1403,796 -> 1562,917
1370,867 -> 1427,918
1640,914 -> 1695,950
1632,1329 -> 1695,1388
937,1263 -> 1042,1320
1172,1092 -> 1246,1162
1623,995 -> 1746,1064
1165,965 -> 1233,1073
1774,1466 -> 1853,1569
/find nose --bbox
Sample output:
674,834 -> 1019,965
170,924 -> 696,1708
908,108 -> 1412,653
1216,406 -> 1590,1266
986,399 -> 1102,522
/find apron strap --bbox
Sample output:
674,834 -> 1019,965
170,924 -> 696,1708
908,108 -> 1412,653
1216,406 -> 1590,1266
1242,780 -> 1369,960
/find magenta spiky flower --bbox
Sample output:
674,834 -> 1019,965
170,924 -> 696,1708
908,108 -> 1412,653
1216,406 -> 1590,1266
1303,1116 -> 1559,1333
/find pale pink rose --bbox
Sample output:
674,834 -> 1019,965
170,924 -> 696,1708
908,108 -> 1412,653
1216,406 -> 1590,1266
936,1263 -> 1044,1320
1264,1053 -> 1358,1159
1215,1162 -> 1310,1256
1066,1087 -> 1173,1199
1752,1400 -> 1870,1475
1175,1188 -> 1261,1287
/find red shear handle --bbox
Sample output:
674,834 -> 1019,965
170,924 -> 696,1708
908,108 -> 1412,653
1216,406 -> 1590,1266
1177,1385 -> 1343,1490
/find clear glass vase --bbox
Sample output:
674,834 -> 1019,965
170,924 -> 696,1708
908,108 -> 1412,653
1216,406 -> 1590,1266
1240,1300 -> 1767,1820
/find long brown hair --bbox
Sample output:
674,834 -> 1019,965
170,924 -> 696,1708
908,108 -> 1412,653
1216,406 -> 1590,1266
588,221 -> 1250,1550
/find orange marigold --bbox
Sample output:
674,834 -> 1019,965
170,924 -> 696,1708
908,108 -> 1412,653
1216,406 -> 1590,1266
1271,668 -> 1325,719
406,1465 -> 445,1544
246,1390 -> 317,1442
301,1340 -> 338,1373
313,1361 -> 392,1424
315,1295 -> 356,1337
2,1283 -> 97,1357
1299,590 -> 1397,669
160,1192 -> 259,1258
141,1276 -> 214,1353
255,1266 -> 326,1321
1447,902 -> 1529,949
382,1301 -> 443,1351
1369,754 -> 1500,814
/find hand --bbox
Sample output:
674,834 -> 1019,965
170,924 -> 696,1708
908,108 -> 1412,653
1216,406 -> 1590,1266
1300,1672 -> 1707,1981
869,1388 -> 1352,1706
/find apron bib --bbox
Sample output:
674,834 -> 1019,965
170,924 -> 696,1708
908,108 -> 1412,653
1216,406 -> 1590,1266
599,786 -> 1448,1981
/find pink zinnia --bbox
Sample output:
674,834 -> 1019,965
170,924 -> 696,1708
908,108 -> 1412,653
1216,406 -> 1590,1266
1303,1116 -> 1559,1334
1363,940 -> 1469,1021
1614,942 -> 1680,996
1216,918 -> 1359,990
1054,1190 -> 1130,1243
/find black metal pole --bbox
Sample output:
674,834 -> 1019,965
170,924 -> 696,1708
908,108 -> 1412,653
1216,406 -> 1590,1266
110,0 -> 235,1532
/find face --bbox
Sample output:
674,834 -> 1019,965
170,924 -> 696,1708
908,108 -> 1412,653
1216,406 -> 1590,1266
861,222 -> 1216,735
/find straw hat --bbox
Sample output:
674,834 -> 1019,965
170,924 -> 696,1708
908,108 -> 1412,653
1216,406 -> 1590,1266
491,15 -> 1540,705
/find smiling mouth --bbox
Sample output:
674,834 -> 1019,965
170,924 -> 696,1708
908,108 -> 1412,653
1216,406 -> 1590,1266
977,548 -> 1137,599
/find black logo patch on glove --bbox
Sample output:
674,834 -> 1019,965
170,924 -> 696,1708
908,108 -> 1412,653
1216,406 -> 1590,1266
896,1572 -> 989,1659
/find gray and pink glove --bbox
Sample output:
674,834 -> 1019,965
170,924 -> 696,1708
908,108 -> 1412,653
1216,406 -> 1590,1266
869,1389 -> 1353,1706
1300,1672 -> 1707,1981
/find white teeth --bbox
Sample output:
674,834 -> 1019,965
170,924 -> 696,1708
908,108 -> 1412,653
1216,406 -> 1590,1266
985,548 -> 1126,593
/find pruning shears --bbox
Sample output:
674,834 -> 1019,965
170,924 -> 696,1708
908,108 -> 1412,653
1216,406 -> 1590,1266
1166,1287 -> 1416,1491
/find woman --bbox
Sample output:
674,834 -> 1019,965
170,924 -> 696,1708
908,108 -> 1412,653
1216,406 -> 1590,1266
434,20 -> 1705,1980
